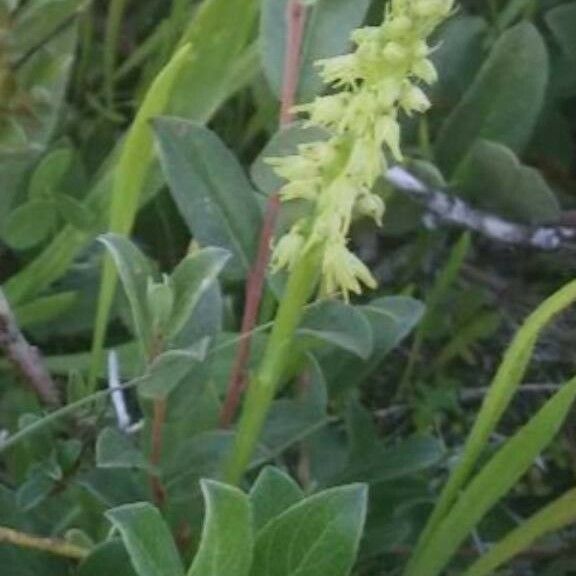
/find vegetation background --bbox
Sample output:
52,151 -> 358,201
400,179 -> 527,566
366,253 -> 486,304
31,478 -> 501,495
1,0 -> 576,574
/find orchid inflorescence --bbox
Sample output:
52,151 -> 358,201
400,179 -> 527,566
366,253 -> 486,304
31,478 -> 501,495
268,0 -> 454,300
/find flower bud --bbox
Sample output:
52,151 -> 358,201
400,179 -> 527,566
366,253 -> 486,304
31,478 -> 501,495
356,193 -> 385,226
382,41 -> 408,64
271,227 -> 306,272
413,58 -> 438,84
400,83 -> 431,114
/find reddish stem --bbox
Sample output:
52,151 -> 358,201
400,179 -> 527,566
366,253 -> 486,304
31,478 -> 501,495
150,398 -> 167,507
280,0 -> 307,126
220,0 -> 308,427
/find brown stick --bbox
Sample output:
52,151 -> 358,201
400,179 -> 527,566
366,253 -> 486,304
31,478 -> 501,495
220,0 -> 308,427
0,289 -> 60,407
0,525 -> 89,560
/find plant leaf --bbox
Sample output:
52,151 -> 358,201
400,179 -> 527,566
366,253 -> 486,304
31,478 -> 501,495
167,247 -> 230,339
187,480 -> 253,576
436,23 -> 549,176
413,278 -> 576,553
99,233 -> 154,355
250,467 -> 304,533
298,300 -> 374,359
154,118 -> 262,278
404,376 -> 576,576
106,502 -> 185,576
463,487 -> 576,576
250,484 -> 368,576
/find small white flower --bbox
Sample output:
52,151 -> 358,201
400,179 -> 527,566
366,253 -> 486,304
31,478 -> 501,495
400,83 -> 431,114
271,227 -> 306,273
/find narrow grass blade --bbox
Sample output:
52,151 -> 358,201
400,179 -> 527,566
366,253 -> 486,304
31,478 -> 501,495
464,487 -> 576,576
404,376 -> 576,576
412,279 -> 576,555
89,44 -> 192,389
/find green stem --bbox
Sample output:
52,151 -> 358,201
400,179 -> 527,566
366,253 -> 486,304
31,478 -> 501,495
103,0 -> 129,109
224,248 -> 320,485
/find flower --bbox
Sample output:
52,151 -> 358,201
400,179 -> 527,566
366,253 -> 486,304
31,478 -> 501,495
267,0 -> 454,299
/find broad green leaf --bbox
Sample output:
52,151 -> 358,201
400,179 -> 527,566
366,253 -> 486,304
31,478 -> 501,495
99,234 -> 154,355
96,428 -> 149,470
167,247 -> 230,338
546,3 -> 576,60
413,278 -> 576,553
261,0 -> 371,102
429,15 -> 487,105
137,343 -> 209,401
250,484 -> 368,576
4,200 -> 58,250
320,297 -> 425,395
29,148 -> 73,199
335,435 -> 445,486
154,118 -> 262,278
459,140 -> 559,224
436,23 -> 549,176
250,467 -> 304,532
187,480 -> 253,576
79,540 -> 137,576
298,300 -> 373,359
106,503 -> 185,576
90,44 -> 192,386
463,487 -> 576,576
405,376 -> 576,576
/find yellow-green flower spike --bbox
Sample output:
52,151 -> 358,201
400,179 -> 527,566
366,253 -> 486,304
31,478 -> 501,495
268,0 -> 454,301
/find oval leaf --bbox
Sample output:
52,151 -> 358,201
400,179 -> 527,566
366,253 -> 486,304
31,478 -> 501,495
106,503 -> 185,576
250,484 -> 368,576
187,480 -> 253,576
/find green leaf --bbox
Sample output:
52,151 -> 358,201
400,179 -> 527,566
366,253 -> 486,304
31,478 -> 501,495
298,300 -> 373,359
171,0 -> 259,122
99,234 -> 154,355
250,467 -> 304,533
137,343 -> 209,401
436,23 -> 549,176
106,503 -> 185,576
79,540 -> 137,576
54,193 -> 96,231
261,0 -> 371,102
154,118 -> 262,278
335,435 -> 445,486
463,487 -> 576,576
546,3 -> 576,60
4,200 -> 58,250
14,292 -> 77,328
459,140 -> 559,224
413,279 -> 576,553
167,247 -> 230,339
250,484 -> 368,576
320,297 -> 425,395
29,148 -> 73,199
405,376 -> 576,576
90,43 -> 192,386
11,0 -> 84,56
96,428 -> 150,470
187,480 -> 253,576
